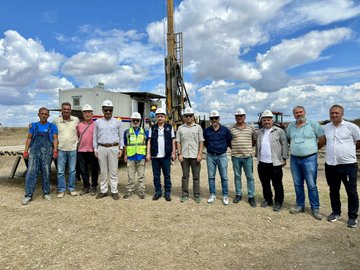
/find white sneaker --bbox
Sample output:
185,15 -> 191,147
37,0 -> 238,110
57,192 -> 65,198
207,194 -> 216,204
44,194 -> 51,201
70,191 -> 78,196
22,196 -> 31,205
223,196 -> 229,205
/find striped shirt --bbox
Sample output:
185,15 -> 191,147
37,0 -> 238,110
93,117 -> 124,151
230,124 -> 256,157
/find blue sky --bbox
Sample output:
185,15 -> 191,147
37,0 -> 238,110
0,0 -> 360,126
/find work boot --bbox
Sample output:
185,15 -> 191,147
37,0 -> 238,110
289,205 -> 305,214
123,192 -> 132,199
312,209 -> 322,220
80,188 -> 90,196
139,192 -> 145,199
96,192 -> 108,199
248,197 -> 257,208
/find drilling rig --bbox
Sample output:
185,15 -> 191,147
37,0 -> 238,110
165,0 -> 191,128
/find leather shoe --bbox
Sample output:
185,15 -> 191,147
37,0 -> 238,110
112,193 -> 120,200
96,192 -> 108,199
233,195 -> 242,203
248,197 -> 257,208
152,193 -> 162,201
165,195 -> 171,201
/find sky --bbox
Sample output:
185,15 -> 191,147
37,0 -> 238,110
0,0 -> 360,126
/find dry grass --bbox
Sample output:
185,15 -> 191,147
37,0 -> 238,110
0,128 -> 359,270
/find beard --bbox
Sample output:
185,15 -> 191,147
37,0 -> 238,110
296,116 -> 306,123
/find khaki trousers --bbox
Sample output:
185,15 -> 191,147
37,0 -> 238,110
98,146 -> 119,193
126,159 -> 145,193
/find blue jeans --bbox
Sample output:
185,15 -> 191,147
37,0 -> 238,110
231,156 -> 255,198
290,154 -> 320,210
206,153 -> 228,196
151,157 -> 172,196
57,150 -> 77,192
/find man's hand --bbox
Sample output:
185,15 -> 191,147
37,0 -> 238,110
124,155 -> 128,163
94,152 -> 98,158
23,151 -> 29,159
146,154 -> 151,162
196,154 -> 202,163
118,149 -> 123,159
53,151 -> 58,159
178,154 -> 183,163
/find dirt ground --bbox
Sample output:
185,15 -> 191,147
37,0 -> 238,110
0,128 -> 359,270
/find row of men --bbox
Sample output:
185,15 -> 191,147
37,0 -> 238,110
21,101 -> 360,228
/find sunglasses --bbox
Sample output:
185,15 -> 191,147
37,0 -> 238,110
132,119 -> 140,123
184,115 -> 193,118
210,117 -> 219,121
104,109 -> 113,112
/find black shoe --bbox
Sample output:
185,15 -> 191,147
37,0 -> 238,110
80,187 -> 91,196
260,200 -> 273,208
165,195 -> 172,201
233,195 -> 242,204
96,192 -> 108,199
89,187 -> 97,196
123,192 -> 132,199
273,202 -> 282,212
248,197 -> 257,208
111,193 -> 120,200
152,193 -> 162,201
139,192 -> 145,199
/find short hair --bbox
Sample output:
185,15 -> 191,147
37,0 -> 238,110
61,102 -> 71,108
329,104 -> 344,113
38,107 -> 49,114
292,105 -> 305,113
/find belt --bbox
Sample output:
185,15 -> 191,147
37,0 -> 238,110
99,143 -> 119,148
208,152 -> 225,156
291,153 -> 317,159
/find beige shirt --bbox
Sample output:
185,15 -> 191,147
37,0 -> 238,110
230,123 -> 256,157
53,116 -> 79,151
176,123 -> 204,158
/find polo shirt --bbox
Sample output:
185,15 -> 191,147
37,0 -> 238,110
286,119 -> 324,157
53,116 -> 79,151
230,123 -> 256,157
324,120 -> 360,165
77,120 -> 95,152
176,123 -> 204,158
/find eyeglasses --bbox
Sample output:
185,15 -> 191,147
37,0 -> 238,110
104,109 -> 113,112
210,117 -> 219,121
132,119 -> 140,123
235,115 -> 245,117
184,115 -> 193,118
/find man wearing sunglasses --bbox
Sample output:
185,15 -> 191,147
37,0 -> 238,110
176,107 -> 204,203
93,100 -> 124,200
123,112 -> 148,199
230,108 -> 257,207
203,110 -> 232,205
146,108 -> 176,201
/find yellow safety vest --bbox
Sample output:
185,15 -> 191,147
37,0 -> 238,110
126,127 -> 146,157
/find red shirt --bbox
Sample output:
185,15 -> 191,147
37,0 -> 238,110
77,121 -> 95,152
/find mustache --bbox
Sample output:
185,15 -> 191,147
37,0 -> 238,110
296,116 -> 306,122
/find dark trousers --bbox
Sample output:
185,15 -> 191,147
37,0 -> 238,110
181,158 -> 201,197
258,162 -> 284,204
78,152 -> 99,189
325,163 -> 359,219
151,157 -> 172,196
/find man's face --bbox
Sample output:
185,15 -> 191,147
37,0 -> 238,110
293,107 -> 306,122
83,111 -> 93,121
261,117 -> 273,129
102,106 -> 113,119
329,107 -> 343,124
61,105 -> 71,117
210,116 -> 220,126
156,114 -> 165,124
38,109 -> 49,122
184,114 -> 194,124
131,118 -> 141,128
235,114 -> 246,124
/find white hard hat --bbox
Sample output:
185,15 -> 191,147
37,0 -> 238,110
131,112 -> 142,119
261,110 -> 273,118
183,107 -> 194,115
235,108 -> 246,115
155,108 -> 166,115
102,100 -> 113,107
82,104 -> 93,112
209,110 -> 220,117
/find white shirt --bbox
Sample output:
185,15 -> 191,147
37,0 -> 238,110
324,120 -> 360,165
148,125 -> 175,158
93,117 -> 124,151
260,128 -> 272,163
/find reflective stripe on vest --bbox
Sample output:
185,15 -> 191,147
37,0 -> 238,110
126,127 -> 146,156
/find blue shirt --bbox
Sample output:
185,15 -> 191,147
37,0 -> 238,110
286,119 -> 324,157
29,122 -> 58,143
124,127 -> 149,161
204,125 -> 232,155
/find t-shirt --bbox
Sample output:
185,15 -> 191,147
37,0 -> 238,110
29,122 -> 58,143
